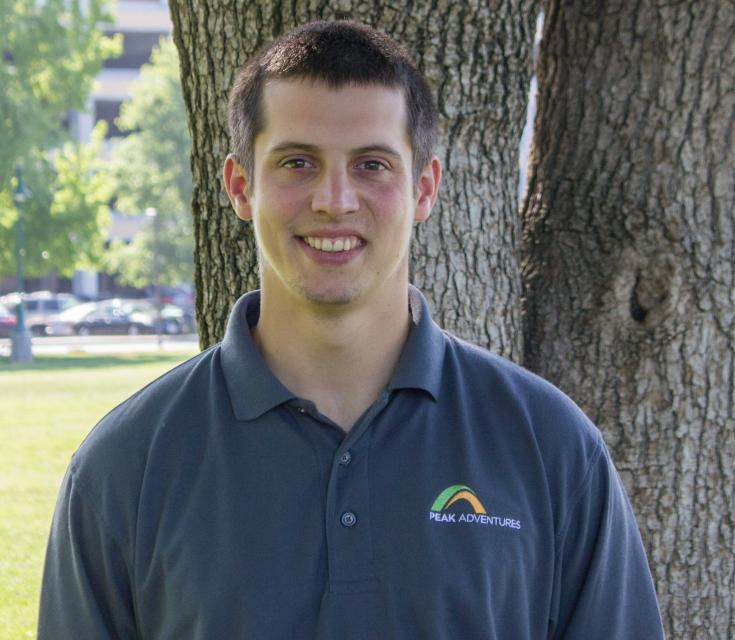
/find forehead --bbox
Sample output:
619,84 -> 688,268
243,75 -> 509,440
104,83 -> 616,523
256,79 -> 410,152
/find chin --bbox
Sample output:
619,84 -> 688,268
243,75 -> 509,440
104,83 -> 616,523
304,291 -> 358,307
296,283 -> 362,307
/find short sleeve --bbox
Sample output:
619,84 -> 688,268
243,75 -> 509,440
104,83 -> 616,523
38,466 -> 138,639
549,441 -> 664,639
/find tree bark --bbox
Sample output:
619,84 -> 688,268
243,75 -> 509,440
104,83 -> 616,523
523,2 -> 734,637
170,0 -> 538,358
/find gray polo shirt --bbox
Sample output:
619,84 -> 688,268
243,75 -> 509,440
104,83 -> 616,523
39,287 -> 664,639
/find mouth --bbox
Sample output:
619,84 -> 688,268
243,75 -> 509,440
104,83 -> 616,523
300,235 -> 364,253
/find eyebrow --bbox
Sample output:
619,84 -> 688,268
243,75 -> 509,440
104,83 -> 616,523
352,144 -> 403,160
267,141 -> 404,161
267,142 -> 320,155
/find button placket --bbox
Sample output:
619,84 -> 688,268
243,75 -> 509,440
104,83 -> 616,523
326,441 -> 376,585
324,394 -> 390,588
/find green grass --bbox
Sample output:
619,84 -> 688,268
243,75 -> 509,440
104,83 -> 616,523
0,352 -> 198,639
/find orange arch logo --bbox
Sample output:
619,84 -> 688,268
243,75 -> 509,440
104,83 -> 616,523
430,484 -> 487,515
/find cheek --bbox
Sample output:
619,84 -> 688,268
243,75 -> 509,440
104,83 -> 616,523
254,186 -> 304,224
366,181 -> 413,219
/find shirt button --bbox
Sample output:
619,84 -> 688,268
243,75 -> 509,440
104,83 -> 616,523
339,451 -> 352,466
341,511 -> 357,527
297,408 -> 306,414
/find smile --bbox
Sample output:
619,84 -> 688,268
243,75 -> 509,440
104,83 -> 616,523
302,236 -> 363,253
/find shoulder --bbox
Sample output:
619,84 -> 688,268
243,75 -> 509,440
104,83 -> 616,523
443,332 -> 601,443
78,345 -> 219,451
68,345 -> 225,522
440,332 -> 606,492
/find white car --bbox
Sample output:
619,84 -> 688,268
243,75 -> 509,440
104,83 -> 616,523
44,302 -> 100,337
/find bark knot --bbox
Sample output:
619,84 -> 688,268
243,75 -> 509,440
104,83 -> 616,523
629,257 -> 677,325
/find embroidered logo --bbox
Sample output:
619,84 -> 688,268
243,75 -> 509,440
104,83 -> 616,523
428,484 -> 522,530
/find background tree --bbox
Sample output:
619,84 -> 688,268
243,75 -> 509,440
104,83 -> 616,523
0,0 -> 120,276
523,2 -> 734,637
170,0 -> 539,353
0,124 -> 113,277
104,37 -> 194,288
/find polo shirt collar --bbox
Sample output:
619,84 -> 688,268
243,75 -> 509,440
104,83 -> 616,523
387,285 -> 445,401
220,290 -> 296,421
220,286 -> 445,421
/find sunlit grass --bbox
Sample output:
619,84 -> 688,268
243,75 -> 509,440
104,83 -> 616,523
0,352 -> 197,639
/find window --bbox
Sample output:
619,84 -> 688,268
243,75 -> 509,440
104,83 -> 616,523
95,100 -> 124,137
103,31 -> 167,69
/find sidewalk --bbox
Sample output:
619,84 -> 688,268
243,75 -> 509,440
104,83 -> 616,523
0,334 -> 200,358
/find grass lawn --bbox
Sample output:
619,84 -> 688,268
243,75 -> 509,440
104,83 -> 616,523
0,351 -> 198,639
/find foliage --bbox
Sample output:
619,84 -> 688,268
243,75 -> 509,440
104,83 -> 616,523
104,37 -> 194,288
0,123 -> 113,277
0,0 -> 121,277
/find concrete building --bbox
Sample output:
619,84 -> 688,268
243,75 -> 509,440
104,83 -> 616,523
69,0 -> 172,145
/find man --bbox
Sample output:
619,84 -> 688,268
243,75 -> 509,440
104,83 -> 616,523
39,21 -> 664,639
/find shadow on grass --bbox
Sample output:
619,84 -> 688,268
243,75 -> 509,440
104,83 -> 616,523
0,353 -> 195,372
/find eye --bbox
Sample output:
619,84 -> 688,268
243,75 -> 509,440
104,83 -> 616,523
281,158 -> 313,169
356,159 -> 389,172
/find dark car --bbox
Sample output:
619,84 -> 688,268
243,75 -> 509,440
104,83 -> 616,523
73,300 -> 154,336
0,303 -> 17,338
67,299 -> 195,336
125,300 -> 195,335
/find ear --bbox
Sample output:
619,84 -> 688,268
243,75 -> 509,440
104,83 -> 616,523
223,153 -> 253,221
413,156 -> 441,223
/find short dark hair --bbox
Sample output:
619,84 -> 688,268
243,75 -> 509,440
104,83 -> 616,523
227,20 -> 438,185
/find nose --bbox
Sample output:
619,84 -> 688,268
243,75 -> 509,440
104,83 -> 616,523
311,166 -> 359,216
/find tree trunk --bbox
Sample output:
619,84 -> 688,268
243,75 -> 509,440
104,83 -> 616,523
523,2 -> 734,638
170,0 -> 538,358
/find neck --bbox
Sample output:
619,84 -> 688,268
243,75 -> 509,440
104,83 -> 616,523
253,285 -> 411,431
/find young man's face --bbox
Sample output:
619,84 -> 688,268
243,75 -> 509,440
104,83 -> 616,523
224,78 -> 439,310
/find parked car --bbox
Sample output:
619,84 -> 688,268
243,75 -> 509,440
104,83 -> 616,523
46,299 -> 195,337
73,300 -> 154,336
121,300 -> 195,335
154,284 -> 195,309
0,303 -> 17,338
44,302 -> 99,337
0,291 -> 80,336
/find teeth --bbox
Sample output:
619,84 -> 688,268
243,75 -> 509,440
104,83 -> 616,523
303,236 -> 361,253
